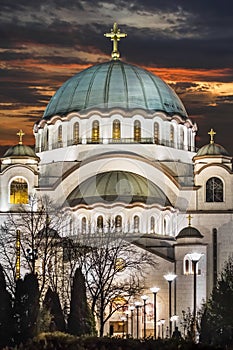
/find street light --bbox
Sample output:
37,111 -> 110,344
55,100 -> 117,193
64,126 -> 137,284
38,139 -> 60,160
135,301 -> 142,339
164,273 -> 177,337
160,319 -> 165,339
120,316 -> 127,338
187,252 -> 204,339
150,286 -> 160,339
129,305 -> 135,337
141,295 -> 148,339
124,310 -> 129,337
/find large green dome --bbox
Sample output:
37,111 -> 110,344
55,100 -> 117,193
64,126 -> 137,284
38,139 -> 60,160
66,171 -> 172,207
43,60 -> 187,119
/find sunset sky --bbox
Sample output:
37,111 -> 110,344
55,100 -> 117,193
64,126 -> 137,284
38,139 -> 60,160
0,0 -> 233,155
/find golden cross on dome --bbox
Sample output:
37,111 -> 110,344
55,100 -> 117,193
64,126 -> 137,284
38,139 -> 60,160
17,129 -> 25,145
208,128 -> 216,144
104,22 -> 127,60
187,214 -> 193,227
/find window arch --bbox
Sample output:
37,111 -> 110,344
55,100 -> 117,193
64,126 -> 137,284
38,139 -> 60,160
10,177 -> 28,204
115,215 -> 122,230
73,122 -> 79,143
206,177 -> 223,202
58,125 -> 62,143
154,122 -> 160,144
92,120 -> 99,142
134,120 -> 141,142
81,217 -> 87,233
133,215 -> 140,232
113,119 -> 121,139
97,215 -> 103,230
183,255 -> 199,275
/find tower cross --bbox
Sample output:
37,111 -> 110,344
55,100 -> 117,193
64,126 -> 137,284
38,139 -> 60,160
17,129 -> 25,145
187,214 -> 193,227
208,128 -> 216,144
104,22 -> 127,60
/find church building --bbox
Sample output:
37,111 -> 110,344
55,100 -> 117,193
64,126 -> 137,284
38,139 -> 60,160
0,23 -> 232,337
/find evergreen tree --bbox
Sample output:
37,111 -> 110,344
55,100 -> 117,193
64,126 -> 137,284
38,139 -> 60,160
68,267 -> 95,336
13,273 -> 40,344
200,257 -> 233,346
0,264 -> 14,347
43,286 -> 66,332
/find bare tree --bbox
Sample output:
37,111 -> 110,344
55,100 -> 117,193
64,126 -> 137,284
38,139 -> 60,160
0,194 -> 69,297
73,225 -> 157,336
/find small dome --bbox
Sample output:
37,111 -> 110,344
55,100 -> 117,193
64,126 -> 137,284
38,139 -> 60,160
43,60 -> 187,119
176,226 -> 203,239
3,144 -> 38,158
196,143 -> 229,157
66,171 -> 172,207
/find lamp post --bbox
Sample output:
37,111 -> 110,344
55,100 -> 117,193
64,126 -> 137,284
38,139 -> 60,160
160,319 -> 165,339
150,287 -> 160,339
141,295 -> 148,339
164,273 -> 177,337
135,301 -> 142,339
125,310 -> 129,337
129,305 -> 135,337
187,253 -> 204,339
121,316 -> 126,338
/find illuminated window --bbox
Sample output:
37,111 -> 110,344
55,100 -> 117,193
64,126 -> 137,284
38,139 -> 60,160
97,215 -> 103,230
10,177 -> 28,204
133,215 -> 140,232
115,215 -> 122,230
58,125 -> 62,143
113,119 -> 121,139
92,120 -> 99,142
206,177 -> 223,202
73,122 -> 79,143
154,122 -> 160,144
81,217 -> 87,233
134,120 -> 141,142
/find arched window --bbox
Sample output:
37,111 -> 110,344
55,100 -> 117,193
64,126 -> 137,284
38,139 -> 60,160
133,215 -> 140,232
10,177 -> 28,204
73,122 -> 79,144
170,125 -> 174,144
206,177 -> 223,202
97,215 -> 103,230
92,120 -> 99,142
150,216 -> 155,233
113,119 -> 121,140
58,125 -> 62,144
154,122 -> 160,144
43,128 -> 49,151
115,215 -> 122,230
179,128 -> 184,148
184,259 -> 190,275
134,120 -> 141,142
81,217 -> 87,233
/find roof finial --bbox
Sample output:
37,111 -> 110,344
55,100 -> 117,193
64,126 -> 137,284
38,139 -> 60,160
17,129 -> 25,145
208,128 -> 216,144
187,214 -> 193,227
104,22 -> 127,60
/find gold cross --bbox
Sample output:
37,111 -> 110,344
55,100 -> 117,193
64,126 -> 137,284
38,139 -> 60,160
208,128 -> 216,144
187,214 -> 193,227
16,129 -> 25,144
104,22 -> 127,60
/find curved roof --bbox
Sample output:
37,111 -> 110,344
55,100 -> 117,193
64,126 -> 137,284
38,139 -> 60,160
176,226 -> 203,239
66,171 -> 172,207
43,60 -> 187,119
3,144 -> 38,158
196,143 -> 229,157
